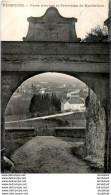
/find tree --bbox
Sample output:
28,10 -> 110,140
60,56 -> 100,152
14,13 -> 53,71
51,94 -> 61,112
29,93 -> 61,116
82,25 -> 108,42
31,84 -> 36,93
29,94 -> 38,114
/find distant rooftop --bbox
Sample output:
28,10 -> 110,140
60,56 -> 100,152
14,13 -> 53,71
63,97 -> 84,104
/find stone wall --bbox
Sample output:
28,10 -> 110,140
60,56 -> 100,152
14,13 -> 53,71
85,89 -> 106,167
55,127 -> 85,138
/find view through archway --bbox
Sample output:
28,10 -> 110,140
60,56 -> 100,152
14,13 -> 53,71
4,72 -> 106,173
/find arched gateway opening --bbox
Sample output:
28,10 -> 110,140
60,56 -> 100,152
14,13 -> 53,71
2,72 -> 107,173
1,7 -> 110,172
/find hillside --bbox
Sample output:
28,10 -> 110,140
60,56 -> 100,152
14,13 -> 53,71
5,73 -> 88,118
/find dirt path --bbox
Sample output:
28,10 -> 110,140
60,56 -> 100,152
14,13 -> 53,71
10,136 -> 96,173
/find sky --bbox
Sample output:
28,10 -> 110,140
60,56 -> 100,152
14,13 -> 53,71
20,72 -> 86,88
1,0 -> 109,40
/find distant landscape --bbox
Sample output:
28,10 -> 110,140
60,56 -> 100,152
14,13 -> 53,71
5,72 -> 88,121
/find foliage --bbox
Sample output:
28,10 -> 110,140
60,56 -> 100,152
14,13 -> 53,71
79,89 -> 88,98
82,25 -> 108,42
6,98 -> 30,116
51,93 -> 61,112
29,93 -> 61,116
31,84 -> 37,93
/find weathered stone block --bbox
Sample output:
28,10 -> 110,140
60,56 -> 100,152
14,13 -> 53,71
23,7 -> 80,42
85,89 -> 106,166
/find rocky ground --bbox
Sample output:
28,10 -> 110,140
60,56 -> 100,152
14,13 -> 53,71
10,136 -> 97,173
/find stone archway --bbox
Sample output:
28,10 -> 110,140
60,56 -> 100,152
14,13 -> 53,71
1,6 -> 111,172
1,70 -> 109,172
4,72 -> 107,173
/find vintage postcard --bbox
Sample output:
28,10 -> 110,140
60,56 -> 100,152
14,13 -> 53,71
1,0 -> 111,194
1,0 -> 110,176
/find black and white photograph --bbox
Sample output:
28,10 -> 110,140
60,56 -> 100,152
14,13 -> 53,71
1,0 -> 111,175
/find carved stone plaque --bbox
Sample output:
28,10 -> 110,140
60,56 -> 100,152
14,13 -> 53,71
23,7 -> 80,42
